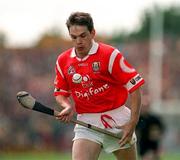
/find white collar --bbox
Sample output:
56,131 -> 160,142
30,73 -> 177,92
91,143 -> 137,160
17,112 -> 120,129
70,40 -> 99,58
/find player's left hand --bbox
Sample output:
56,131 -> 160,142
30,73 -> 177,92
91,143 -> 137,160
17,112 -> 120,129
56,106 -> 74,123
116,121 -> 136,147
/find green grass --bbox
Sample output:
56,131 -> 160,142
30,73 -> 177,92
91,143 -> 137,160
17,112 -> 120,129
0,151 -> 179,160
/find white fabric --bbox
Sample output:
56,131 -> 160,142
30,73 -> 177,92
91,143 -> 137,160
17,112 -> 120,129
108,49 -> 119,74
73,106 -> 137,153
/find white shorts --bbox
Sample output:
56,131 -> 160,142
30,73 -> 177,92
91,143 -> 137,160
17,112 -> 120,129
73,106 -> 137,153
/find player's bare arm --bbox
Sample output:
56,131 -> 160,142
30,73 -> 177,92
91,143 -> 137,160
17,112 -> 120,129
55,95 -> 74,122
129,88 -> 142,125
117,88 -> 141,146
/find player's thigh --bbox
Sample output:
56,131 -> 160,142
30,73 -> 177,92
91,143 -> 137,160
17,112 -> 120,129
113,143 -> 138,160
72,138 -> 102,160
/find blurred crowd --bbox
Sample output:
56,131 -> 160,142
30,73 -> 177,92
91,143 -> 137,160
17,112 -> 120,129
0,37 -> 180,152
0,47 -> 74,151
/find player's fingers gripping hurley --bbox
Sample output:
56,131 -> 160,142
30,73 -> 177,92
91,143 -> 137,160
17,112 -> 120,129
116,124 -> 135,147
56,108 -> 73,123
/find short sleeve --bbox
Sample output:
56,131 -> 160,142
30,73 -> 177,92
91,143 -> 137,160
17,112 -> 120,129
54,59 -> 70,97
109,49 -> 144,93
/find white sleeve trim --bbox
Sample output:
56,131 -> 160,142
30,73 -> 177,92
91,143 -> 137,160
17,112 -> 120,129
120,56 -> 135,73
56,61 -> 64,79
126,74 -> 143,91
108,49 -> 119,74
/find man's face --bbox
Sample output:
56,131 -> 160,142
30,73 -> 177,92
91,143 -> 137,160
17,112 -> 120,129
69,25 -> 95,57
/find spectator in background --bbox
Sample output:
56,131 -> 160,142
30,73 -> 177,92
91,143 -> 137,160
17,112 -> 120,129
136,94 -> 165,160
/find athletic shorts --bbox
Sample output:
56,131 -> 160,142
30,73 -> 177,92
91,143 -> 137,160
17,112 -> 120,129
73,106 -> 137,153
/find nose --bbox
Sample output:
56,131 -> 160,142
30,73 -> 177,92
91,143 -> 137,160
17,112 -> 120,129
76,37 -> 82,44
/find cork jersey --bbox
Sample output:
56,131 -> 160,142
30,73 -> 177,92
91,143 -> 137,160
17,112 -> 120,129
54,41 -> 144,114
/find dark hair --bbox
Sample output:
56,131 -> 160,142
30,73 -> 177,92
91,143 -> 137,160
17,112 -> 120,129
66,12 -> 94,32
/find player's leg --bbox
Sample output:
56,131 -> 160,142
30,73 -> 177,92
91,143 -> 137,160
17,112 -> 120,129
72,139 -> 102,160
72,112 -> 104,160
113,143 -> 138,160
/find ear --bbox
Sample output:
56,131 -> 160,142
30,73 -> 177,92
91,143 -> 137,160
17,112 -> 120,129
91,29 -> 96,38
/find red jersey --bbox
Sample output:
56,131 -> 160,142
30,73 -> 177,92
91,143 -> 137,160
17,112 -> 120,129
54,41 -> 144,114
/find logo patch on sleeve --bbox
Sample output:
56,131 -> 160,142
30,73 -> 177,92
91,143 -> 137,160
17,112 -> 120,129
54,88 -> 60,92
130,75 -> 142,85
135,75 -> 141,81
130,79 -> 136,85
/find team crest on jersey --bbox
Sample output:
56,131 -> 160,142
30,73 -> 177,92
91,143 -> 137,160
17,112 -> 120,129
92,61 -> 100,72
68,66 -> 76,75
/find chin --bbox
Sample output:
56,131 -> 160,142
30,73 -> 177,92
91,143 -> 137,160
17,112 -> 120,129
78,49 -> 85,54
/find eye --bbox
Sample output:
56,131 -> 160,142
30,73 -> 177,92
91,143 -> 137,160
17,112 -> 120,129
71,35 -> 77,40
80,33 -> 87,38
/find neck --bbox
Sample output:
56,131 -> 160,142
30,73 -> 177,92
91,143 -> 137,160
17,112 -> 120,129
75,51 -> 88,59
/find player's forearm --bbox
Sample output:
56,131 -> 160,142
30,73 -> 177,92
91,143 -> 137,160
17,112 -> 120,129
55,95 -> 72,109
129,88 -> 142,125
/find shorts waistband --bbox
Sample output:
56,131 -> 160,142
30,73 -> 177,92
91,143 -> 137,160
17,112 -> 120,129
77,105 -> 126,119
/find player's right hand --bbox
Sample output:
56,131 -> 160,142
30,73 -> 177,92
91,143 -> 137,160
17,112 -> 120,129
116,121 -> 135,147
56,106 -> 74,123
